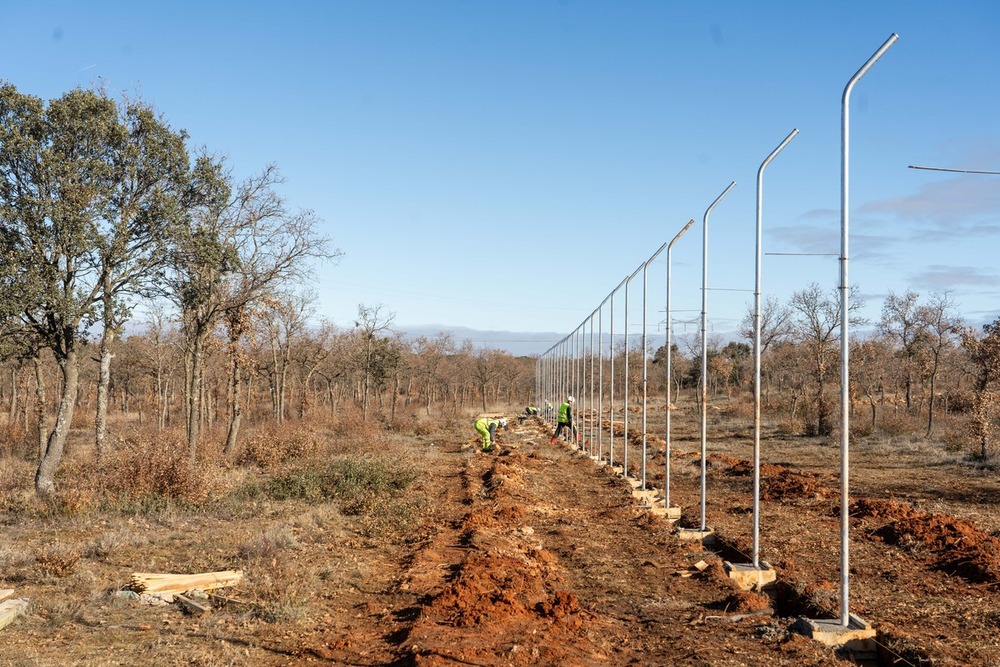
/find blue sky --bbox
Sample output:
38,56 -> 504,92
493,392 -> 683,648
2,2 -> 999,354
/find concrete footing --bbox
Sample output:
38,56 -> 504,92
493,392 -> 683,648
794,614 -> 876,651
723,561 -> 777,591
649,505 -> 681,521
676,527 -> 715,546
632,489 -> 659,505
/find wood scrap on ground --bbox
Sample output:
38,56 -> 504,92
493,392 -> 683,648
175,593 -> 211,615
674,560 -> 710,578
0,597 -> 28,631
128,570 -> 243,595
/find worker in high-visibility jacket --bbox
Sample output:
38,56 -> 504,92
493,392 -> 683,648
551,396 -> 577,443
474,416 -> 507,452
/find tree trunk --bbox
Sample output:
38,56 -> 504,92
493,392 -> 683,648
35,349 -> 79,499
185,328 -> 207,467
9,367 -> 18,422
926,355 -> 939,437
223,352 -> 243,456
363,337 -> 372,422
391,374 -> 400,423
33,355 -> 46,461
95,324 -> 117,461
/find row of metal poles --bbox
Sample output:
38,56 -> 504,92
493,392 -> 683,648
535,34 -> 898,628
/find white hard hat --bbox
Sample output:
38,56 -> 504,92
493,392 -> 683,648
567,396 -> 575,403
499,418 -> 507,428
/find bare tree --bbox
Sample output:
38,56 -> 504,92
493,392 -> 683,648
354,304 -> 395,421
168,156 -> 336,462
919,291 -> 961,436
411,333 -> 455,415
879,290 -> 927,411
472,347 -> 503,413
851,336 -> 891,431
788,283 -> 865,437
291,317 -> 336,419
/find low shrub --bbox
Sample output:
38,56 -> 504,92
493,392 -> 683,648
237,423 -> 317,468
877,409 -> 920,437
33,542 -> 81,578
254,456 -> 418,515
98,435 -> 214,509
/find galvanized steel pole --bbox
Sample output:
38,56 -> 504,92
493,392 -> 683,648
623,262 -> 644,478
701,181 -> 736,531
596,283 -> 618,461
753,128 -> 799,568
665,219 -> 696,507
642,242 -> 668,490
609,285 -> 617,468
840,32 -> 898,626
598,304 -> 604,459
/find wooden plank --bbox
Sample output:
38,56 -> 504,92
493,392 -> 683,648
129,570 -> 243,595
0,589 -> 14,602
175,594 -> 211,616
0,599 -> 28,631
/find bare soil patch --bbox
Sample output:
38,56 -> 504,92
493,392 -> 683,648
2,404 -> 1000,665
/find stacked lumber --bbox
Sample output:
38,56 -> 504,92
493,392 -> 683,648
128,570 -> 243,595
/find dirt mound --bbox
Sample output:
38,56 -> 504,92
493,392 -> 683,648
417,550 -> 566,628
763,469 -> 828,501
707,452 -> 743,468
725,460 -> 788,478
715,589 -> 773,614
464,502 -> 525,530
721,459 -> 829,500
854,497 -> 1000,583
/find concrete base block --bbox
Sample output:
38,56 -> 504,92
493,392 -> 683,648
676,527 -> 715,545
626,477 -> 643,490
794,614 -> 876,649
610,465 -> 625,476
723,561 -> 777,591
632,489 -> 659,505
649,506 -> 681,522
650,501 -> 681,521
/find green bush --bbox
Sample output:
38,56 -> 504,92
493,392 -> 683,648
255,457 -> 418,512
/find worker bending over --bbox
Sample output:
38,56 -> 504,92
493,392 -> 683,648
474,416 -> 507,452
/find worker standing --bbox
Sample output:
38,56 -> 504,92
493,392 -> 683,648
474,416 -> 507,452
551,396 -> 577,444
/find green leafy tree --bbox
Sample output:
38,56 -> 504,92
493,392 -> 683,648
0,84 -> 119,498
93,97 -> 189,458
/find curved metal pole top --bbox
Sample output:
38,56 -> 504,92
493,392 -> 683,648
644,240 -> 670,269
669,219 -> 696,249
758,129 -> 799,183
627,261 -> 644,283
705,181 -> 736,222
843,33 -> 898,105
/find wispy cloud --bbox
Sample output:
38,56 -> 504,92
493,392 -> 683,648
861,176 -> 1000,236
908,264 -> 999,290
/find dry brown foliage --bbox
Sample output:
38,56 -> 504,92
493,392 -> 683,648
98,434 -> 215,506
